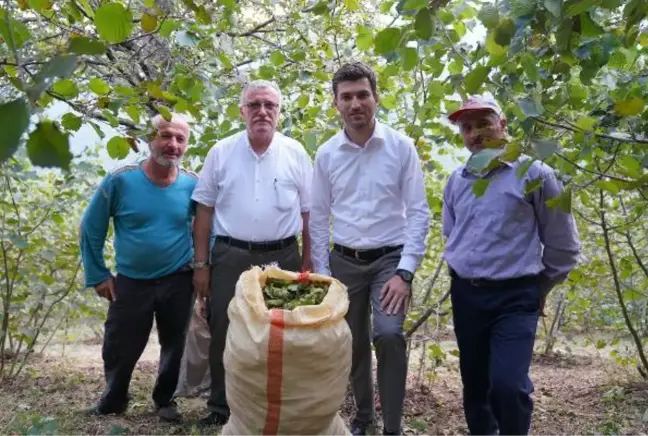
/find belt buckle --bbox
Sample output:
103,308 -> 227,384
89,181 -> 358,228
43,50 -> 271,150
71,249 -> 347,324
354,250 -> 364,261
469,278 -> 481,287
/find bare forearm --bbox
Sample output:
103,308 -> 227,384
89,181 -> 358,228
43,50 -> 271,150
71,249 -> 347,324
193,203 -> 214,262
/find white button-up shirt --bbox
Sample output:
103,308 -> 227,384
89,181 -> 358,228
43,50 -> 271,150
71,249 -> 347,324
191,130 -> 312,242
309,121 -> 431,275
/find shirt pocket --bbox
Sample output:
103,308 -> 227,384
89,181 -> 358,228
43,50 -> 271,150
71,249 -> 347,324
274,178 -> 299,211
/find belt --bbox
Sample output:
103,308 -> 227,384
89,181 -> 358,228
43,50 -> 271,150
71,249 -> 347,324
449,268 -> 538,287
216,235 -> 297,251
333,243 -> 402,262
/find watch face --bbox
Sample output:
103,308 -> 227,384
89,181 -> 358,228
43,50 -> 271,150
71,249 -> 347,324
399,270 -> 413,282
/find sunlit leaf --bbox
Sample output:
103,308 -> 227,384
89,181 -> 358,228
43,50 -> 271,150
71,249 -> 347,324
107,136 -> 130,159
27,55 -> 78,101
478,4 -> 499,29
344,0 -> 359,11
566,0 -> 597,17
576,116 -> 598,131
617,156 -> 643,179
89,77 -> 110,95
374,27 -> 401,55
61,113 -> 82,131
51,79 -> 78,98
95,2 -> 133,43
525,177 -> 543,195
472,178 -> 491,197
414,8 -> 433,40
269,50 -> 285,66
400,47 -> 418,71
614,98 -> 644,117
545,187 -> 572,213
464,65 -> 490,94
141,13 -> 158,33
67,36 -> 107,55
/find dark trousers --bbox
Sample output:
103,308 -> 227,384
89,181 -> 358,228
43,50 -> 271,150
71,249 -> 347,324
329,249 -> 406,433
450,274 -> 540,436
207,240 -> 301,415
98,269 -> 194,411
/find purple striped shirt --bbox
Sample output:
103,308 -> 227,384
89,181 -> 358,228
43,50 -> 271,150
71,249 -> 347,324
442,156 -> 581,285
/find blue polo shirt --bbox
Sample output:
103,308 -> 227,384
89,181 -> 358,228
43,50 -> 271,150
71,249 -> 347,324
80,162 -> 198,287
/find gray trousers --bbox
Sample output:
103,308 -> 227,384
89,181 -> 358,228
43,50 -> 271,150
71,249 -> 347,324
329,248 -> 407,433
207,239 -> 301,415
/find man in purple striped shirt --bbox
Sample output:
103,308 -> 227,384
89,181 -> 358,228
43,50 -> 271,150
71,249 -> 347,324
442,95 -> 581,435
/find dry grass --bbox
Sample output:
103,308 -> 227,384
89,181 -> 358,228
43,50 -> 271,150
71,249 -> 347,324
1,332 -> 647,435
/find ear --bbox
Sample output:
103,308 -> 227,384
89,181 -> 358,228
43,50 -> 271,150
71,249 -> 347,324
499,117 -> 507,132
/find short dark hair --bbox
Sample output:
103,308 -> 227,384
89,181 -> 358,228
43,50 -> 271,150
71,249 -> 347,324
332,62 -> 378,98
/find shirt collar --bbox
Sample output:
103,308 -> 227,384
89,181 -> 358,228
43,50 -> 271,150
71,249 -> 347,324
338,120 -> 385,149
241,130 -> 277,157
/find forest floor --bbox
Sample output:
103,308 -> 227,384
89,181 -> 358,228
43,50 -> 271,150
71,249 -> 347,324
1,328 -> 647,435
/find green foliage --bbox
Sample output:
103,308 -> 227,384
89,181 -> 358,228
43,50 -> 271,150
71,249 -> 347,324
0,0 -> 645,379
0,153 -> 106,379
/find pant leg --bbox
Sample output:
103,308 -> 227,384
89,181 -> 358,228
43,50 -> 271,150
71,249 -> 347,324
450,278 -> 498,436
369,250 -> 407,434
330,250 -> 374,426
99,274 -> 155,411
489,282 -> 540,436
151,269 -> 195,407
207,242 -> 256,415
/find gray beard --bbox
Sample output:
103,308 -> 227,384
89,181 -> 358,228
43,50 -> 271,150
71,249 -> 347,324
151,151 -> 182,167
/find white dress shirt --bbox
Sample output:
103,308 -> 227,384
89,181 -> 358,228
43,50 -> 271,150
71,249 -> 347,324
309,121 -> 430,276
191,130 -> 312,242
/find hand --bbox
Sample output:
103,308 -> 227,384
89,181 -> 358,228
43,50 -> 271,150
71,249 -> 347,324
300,256 -> 313,273
197,297 -> 208,319
193,267 -> 211,300
539,295 -> 547,317
379,275 -> 411,316
95,276 -> 116,302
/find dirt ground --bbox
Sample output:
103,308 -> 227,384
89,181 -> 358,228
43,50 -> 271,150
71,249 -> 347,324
1,333 -> 647,435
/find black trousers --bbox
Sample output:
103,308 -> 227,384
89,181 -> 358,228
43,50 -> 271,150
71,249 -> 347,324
451,274 -> 540,435
207,240 -> 301,415
98,268 -> 194,411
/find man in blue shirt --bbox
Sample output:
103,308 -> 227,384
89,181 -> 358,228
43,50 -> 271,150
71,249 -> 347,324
442,95 -> 581,435
79,113 -> 198,422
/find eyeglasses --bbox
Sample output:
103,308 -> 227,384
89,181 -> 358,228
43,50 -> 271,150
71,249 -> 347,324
245,101 -> 279,111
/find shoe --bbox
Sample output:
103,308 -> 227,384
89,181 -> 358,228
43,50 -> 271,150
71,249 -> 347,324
351,422 -> 369,435
383,429 -> 402,435
196,411 -> 229,426
81,403 -> 127,416
156,403 -> 182,423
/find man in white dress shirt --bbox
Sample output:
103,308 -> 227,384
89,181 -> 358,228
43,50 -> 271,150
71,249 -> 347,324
191,79 -> 313,426
310,62 -> 431,435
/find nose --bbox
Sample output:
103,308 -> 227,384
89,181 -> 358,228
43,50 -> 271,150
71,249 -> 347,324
257,104 -> 269,116
350,97 -> 361,109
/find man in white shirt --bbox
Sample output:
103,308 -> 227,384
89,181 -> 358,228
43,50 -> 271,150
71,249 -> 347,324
309,62 -> 431,435
191,79 -> 313,426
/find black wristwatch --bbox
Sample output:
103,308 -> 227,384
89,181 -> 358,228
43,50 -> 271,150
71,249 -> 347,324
395,269 -> 414,284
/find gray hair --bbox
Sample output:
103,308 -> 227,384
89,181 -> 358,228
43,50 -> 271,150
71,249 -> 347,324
239,79 -> 283,108
151,112 -> 191,138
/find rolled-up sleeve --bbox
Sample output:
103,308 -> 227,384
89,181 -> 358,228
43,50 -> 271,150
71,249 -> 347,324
534,168 -> 582,283
191,146 -> 218,207
397,140 -> 431,273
